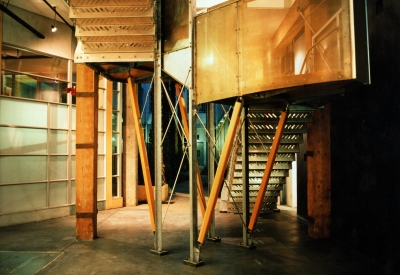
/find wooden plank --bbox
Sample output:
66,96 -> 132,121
75,64 -> 98,240
198,100 -> 242,244
127,78 -> 156,232
307,104 -> 331,238
248,107 -> 288,231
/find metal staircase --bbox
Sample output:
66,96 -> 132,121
227,108 -> 313,213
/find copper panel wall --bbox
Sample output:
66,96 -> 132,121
195,0 -> 365,104
195,3 -> 239,103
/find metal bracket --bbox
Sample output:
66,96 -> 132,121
150,248 -> 169,256
206,236 -> 221,243
241,232 -> 256,250
304,151 -> 314,161
183,247 -> 204,267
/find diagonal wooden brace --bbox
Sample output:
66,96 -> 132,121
175,84 -> 207,217
197,100 -> 243,244
127,78 -> 156,232
248,105 -> 289,232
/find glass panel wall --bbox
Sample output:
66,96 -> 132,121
0,44 -> 108,216
97,84 -> 106,201
112,83 -> 122,197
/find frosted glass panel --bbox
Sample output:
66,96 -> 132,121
0,183 -> 47,213
71,180 -> 76,204
49,130 -> 68,154
71,155 -> 76,179
71,106 -> 76,130
98,155 -> 105,177
0,156 -> 47,183
49,156 -> 67,180
98,109 -> 105,132
49,181 -> 67,206
50,104 -> 68,129
71,131 -> 76,155
0,97 -> 47,127
97,178 -> 105,201
98,88 -> 106,109
98,133 -> 105,154
0,127 -> 47,154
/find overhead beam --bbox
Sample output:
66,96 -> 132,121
42,0 -> 75,31
0,3 -> 45,39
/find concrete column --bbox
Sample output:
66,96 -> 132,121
123,85 -> 138,206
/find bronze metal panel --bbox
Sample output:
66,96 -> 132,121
162,0 -> 190,53
195,0 -> 367,104
195,2 -> 239,104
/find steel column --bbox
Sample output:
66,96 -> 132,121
183,0 -> 203,265
241,105 -> 253,248
127,79 -> 155,232
248,105 -> 289,232
175,84 -> 207,217
198,100 -> 243,245
151,0 -> 167,255
207,103 -> 220,242
183,72 -> 203,267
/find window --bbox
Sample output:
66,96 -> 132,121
112,83 -> 122,197
1,45 -> 71,104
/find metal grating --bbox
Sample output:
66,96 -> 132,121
227,109 -> 313,213
70,0 -> 155,63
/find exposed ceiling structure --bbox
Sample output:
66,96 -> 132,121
5,0 -> 72,24
69,0 -> 156,83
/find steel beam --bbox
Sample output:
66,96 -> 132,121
175,84 -> 207,217
127,79 -> 155,232
198,100 -> 243,245
248,105 -> 289,232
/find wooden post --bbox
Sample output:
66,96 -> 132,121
198,100 -> 242,245
307,104 -> 331,239
75,64 -> 98,240
248,105 -> 288,232
127,78 -> 156,232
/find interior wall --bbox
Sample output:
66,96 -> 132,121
330,0 -> 400,269
2,5 -> 75,59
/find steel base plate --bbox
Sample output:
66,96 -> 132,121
150,249 -> 169,256
183,259 -> 205,267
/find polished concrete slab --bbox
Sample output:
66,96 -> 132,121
0,193 -> 381,274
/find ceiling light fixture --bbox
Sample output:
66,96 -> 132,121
51,6 -> 57,32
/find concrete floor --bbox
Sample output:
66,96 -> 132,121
0,193 -> 381,275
